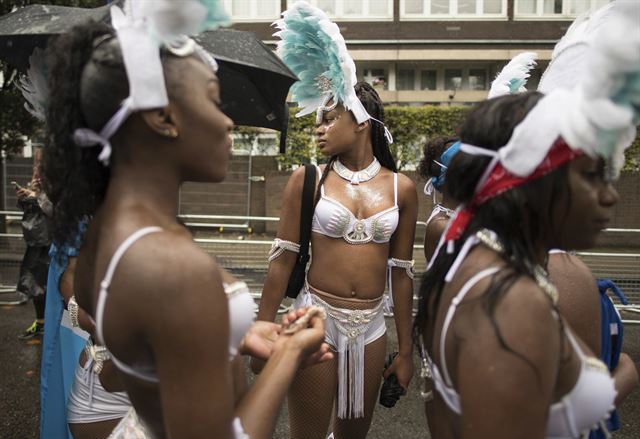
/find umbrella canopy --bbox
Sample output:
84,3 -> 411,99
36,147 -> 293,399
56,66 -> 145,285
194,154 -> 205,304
0,2 -> 296,143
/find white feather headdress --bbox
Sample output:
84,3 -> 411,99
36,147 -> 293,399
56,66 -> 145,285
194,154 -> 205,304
462,0 -> 639,180
488,52 -> 538,99
17,48 -> 48,122
73,0 -> 229,165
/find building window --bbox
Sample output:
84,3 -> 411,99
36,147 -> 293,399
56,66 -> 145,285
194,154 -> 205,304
223,0 -> 280,21
421,70 -> 437,90
362,68 -> 388,90
400,0 -> 507,18
289,0 -> 393,19
397,69 -> 416,90
514,0 -> 611,18
444,69 -> 463,90
468,68 -> 487,90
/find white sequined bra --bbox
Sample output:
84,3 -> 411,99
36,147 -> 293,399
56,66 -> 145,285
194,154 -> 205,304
312,169 -> 399,245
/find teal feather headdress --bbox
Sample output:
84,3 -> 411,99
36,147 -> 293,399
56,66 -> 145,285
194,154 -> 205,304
273,1 -> 369,124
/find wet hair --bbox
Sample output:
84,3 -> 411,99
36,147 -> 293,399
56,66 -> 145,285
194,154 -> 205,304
315,81 -> 397,205
413,91 -> 571,378
418,136 -> 458,180
42,21 -> 186,248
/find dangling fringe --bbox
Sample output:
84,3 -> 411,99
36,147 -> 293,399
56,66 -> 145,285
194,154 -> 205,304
337,332 -> 365,418
382,293 -> 394,315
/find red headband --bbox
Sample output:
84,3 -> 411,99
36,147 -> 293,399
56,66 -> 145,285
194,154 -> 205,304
444,138 -> 582,243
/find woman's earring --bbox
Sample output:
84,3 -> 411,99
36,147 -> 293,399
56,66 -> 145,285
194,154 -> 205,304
163,129 -> 178,138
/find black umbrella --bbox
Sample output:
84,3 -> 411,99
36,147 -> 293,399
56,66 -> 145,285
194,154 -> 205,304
0,2 -> 296,147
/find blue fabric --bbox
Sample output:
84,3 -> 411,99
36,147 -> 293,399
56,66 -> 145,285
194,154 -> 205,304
40,224 -> 87,439
431,140 -> 461,192
589,279 -> 628,439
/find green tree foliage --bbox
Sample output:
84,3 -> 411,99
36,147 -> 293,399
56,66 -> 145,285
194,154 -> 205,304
385,105 -> 466,170
273,105 -> 639,173
275,105 -> 467,170
0,0 -> 103,156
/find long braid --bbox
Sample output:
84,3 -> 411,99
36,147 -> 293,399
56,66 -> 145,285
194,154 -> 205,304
354,82 -> 397,172
314,155 -> 336,207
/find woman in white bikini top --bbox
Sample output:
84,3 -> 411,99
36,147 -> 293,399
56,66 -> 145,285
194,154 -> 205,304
40,7 -> 331,438
414,87 -> 629,438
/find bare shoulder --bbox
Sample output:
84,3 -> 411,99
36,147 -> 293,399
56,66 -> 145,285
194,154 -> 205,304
396,172 -> 416,192
395,172 -> 417,206
283,165 -> 312,200
548,252 -> 596,288
117,230 -> 223,307
494,273 -> 562,348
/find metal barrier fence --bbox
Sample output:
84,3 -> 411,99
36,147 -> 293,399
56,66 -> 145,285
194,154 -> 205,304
2,212 -> 639,323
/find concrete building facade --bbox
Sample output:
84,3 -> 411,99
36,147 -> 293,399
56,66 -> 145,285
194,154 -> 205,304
229,0 -> 610,104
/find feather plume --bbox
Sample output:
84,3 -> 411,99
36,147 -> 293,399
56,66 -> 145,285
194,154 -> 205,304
274,1 -> 368,122
538,2 -> 614,93
536,0 -> 639,178
17,48 -> 48,122
488,52 -> 537,99
129,0 -> 229,45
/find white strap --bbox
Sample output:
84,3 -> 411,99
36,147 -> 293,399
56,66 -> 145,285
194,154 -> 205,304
95,226 -> 162,346
393,172 -> 398,206
440,266 -> 500,387
459,142 -> 499,157
73,97 -> 134,166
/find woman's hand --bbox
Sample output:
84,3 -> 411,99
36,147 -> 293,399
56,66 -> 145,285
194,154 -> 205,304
251,308 -> 333,374
240,321 -> 281,360
278,307 -> 333,366
16,187 -> 36,200
384,353 -> 414,390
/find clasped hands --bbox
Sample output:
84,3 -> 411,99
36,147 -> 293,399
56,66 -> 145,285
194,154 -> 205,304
244,308 -> 333,373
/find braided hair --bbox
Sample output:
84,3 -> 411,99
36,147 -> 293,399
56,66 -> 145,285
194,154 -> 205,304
414,91 -> 571,380
42,21 -> 187,248
314,81 -> 397,206
42,22 -> 118,249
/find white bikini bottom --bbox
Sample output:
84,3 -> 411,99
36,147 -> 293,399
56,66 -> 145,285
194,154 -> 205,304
295,282 -> 386,419
67,348 -> 131,424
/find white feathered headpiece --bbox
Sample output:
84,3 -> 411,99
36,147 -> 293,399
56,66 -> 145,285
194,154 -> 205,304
18,48 -> 49,122
461,0 -> 639,180
274,1 -> 393,143
73,0 -> 229,165
488,52 -> 538,99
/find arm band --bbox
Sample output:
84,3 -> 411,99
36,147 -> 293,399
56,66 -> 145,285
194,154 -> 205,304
268,238 -> 301,262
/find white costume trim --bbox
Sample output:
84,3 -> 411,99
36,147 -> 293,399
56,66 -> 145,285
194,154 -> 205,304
295,282 -> 385,419
268,238 -> 300,262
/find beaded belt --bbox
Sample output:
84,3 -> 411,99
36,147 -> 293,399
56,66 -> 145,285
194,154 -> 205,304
85,341 -> 111,375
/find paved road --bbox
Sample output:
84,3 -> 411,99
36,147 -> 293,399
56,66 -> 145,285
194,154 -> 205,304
2,297 -> 639,438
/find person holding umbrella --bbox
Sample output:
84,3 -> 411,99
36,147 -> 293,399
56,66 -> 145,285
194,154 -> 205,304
40,1 -> 331,437
255,3 -> 416,438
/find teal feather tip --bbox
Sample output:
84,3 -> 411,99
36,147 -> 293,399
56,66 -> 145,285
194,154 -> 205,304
508,78 -> 525,94
278,3 -> 351,108
198,0 -> 231,30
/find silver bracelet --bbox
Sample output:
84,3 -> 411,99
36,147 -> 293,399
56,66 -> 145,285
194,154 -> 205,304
68,295 -> 80,328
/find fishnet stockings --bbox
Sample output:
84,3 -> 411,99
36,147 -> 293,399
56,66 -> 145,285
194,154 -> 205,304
69,418 -> 121,439
288,286 -> 388,439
